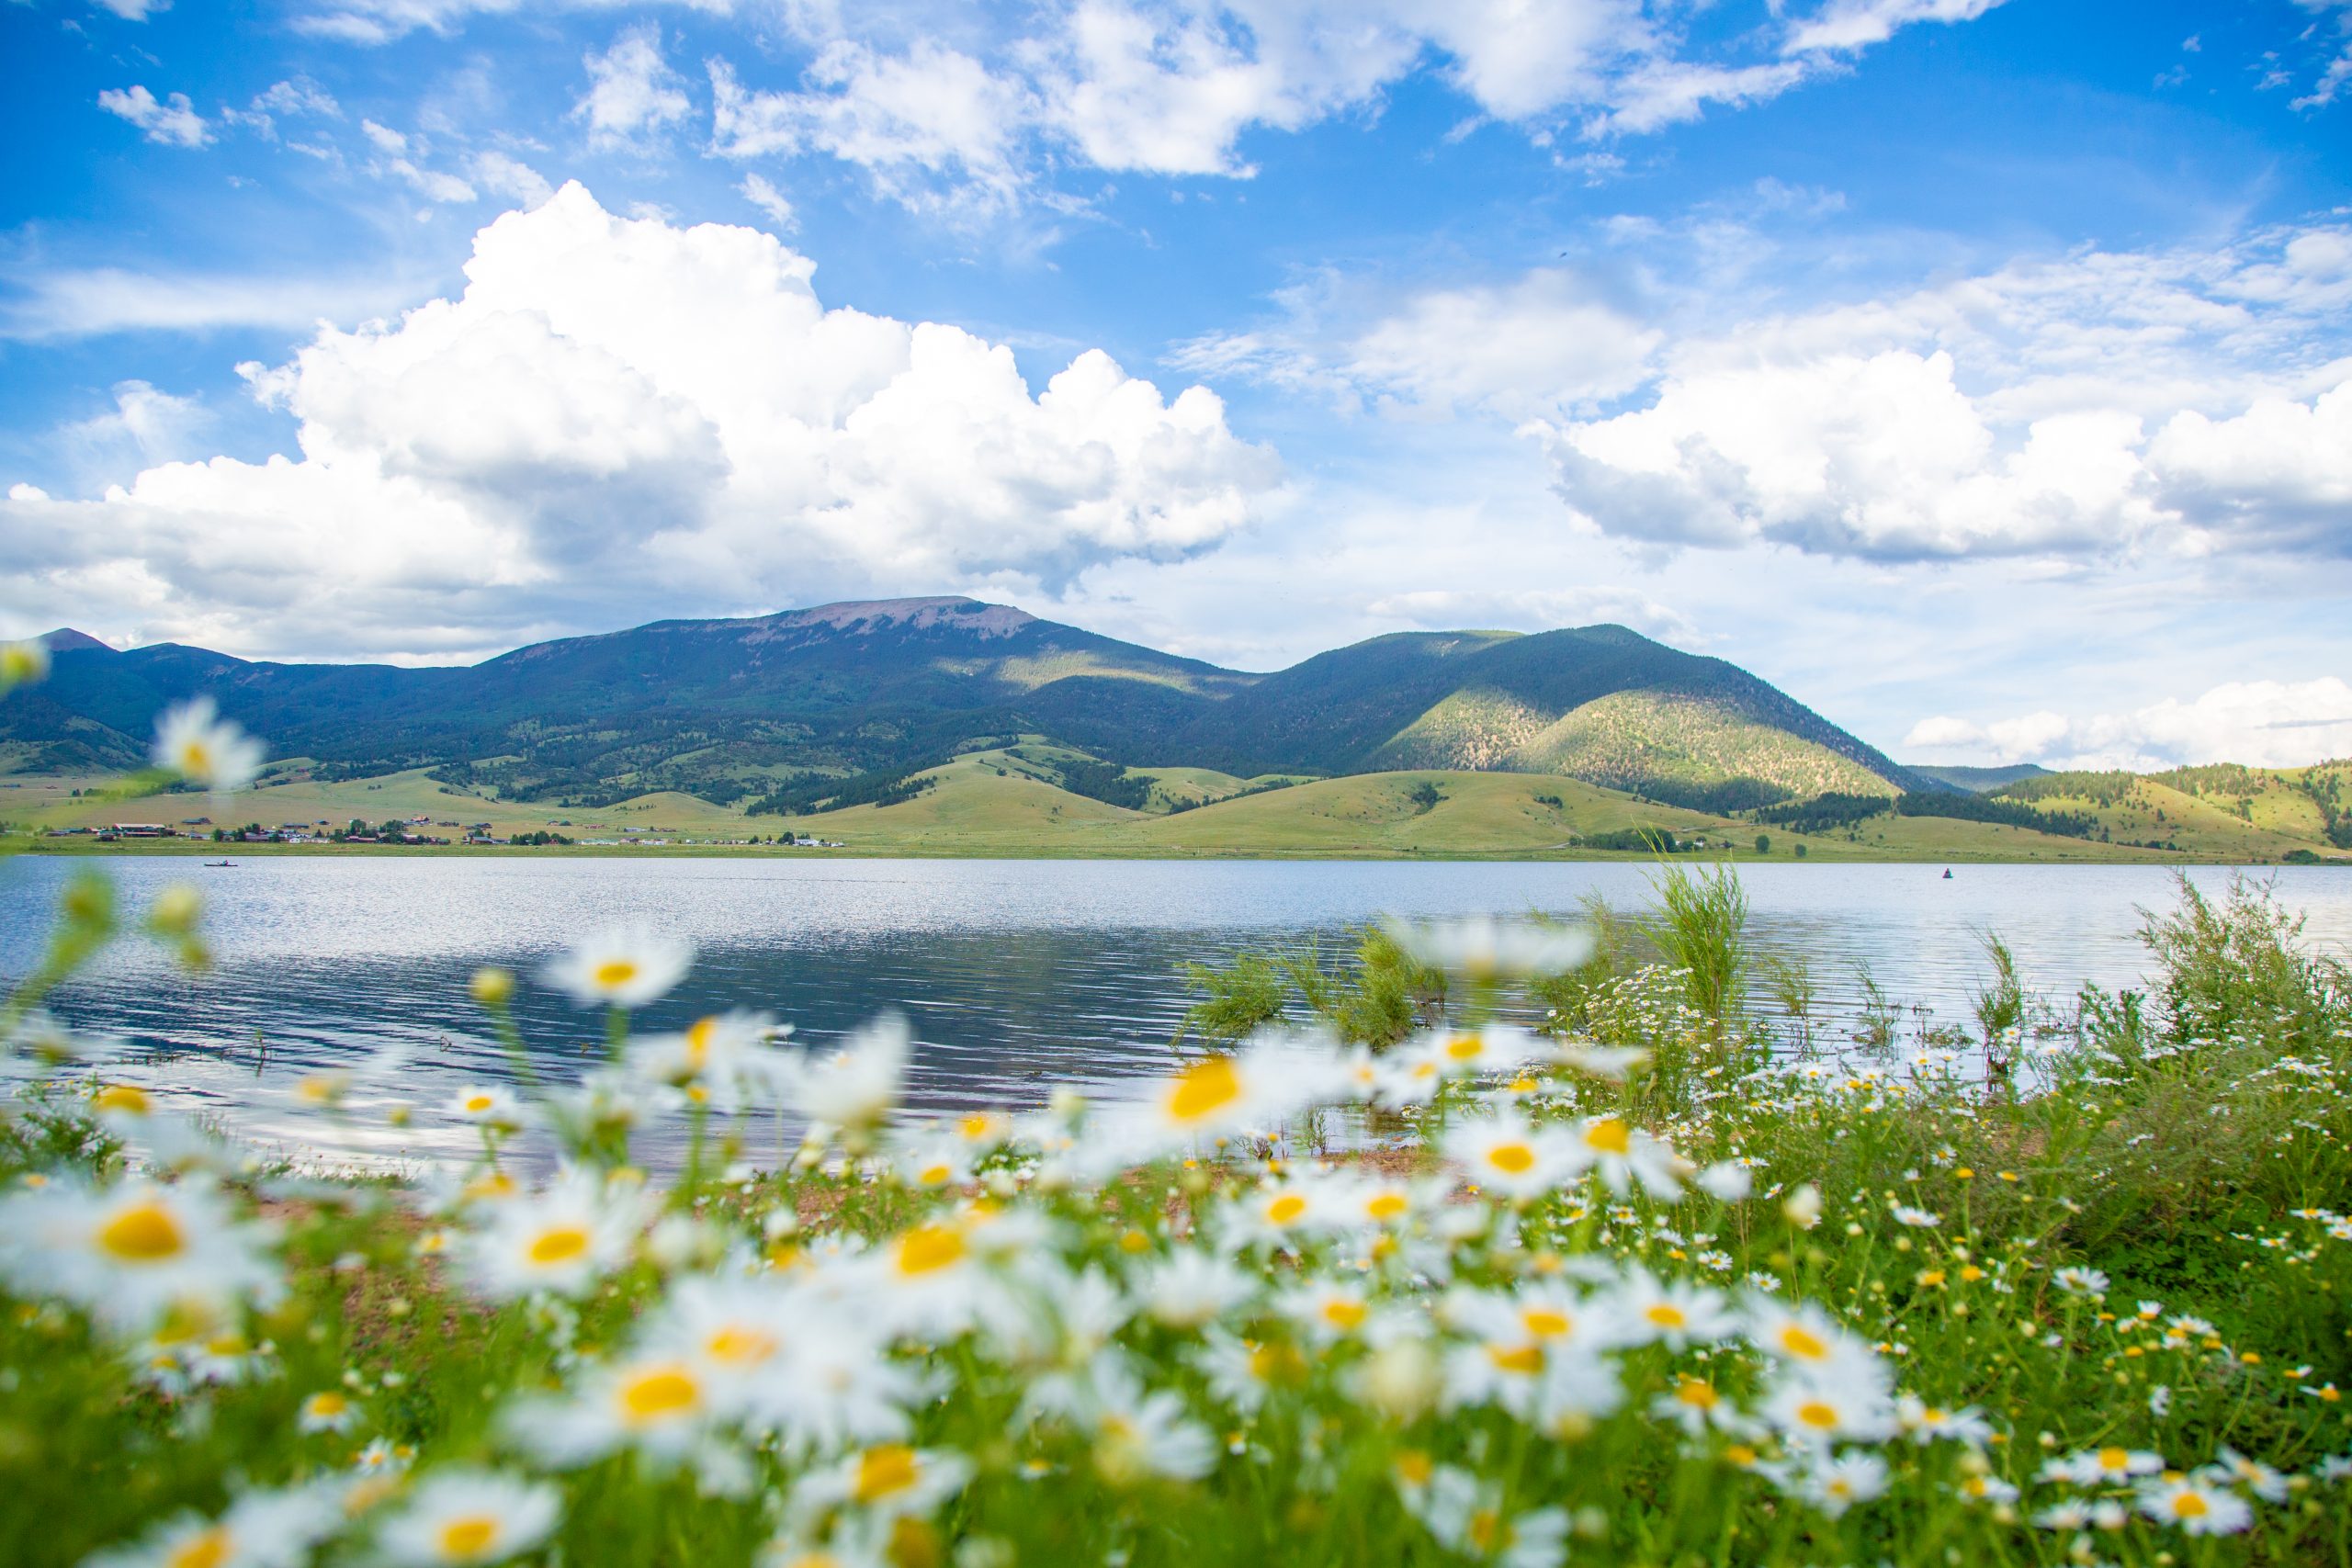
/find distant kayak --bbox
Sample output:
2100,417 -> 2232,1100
1942,868 -> 1953,879
205,860 -> 236,868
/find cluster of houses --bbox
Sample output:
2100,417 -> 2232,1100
64,818 -> 846,849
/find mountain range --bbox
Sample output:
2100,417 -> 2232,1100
2,597 -> 1937,813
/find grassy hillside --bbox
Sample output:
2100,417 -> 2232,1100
1992,765 -> 2352,861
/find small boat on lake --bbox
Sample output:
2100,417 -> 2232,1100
205,860 -> 236,868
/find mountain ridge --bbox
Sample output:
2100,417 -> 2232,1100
2,597 -> 1926,811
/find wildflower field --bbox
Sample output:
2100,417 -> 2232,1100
3,665 -> 2352,1568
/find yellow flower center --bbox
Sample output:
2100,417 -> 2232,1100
1487,1143 -> 1536,1175
1777,1325 -> 1829,1361
1248,1342 -> 1306,1383
1676,1379 -> 1718,1409
894,1224 -> 967,1277
306,1393 -> 349,1418
97,1201 -> 186,1262
1487,1343 -> 1545,1375
594,959 -> 639,989
1521,1308 -> 1572,1339
93,1084 -> 151,1115
1583,1118 -> 1631,1155
959,1114 -> 996,1139
1796,1400 -> 1840,1429
180,742 -> 212,774
464,1094 -> 494,1114
1322,1299 -> 1367,1330
436,1517 -> 499,1560
1365,1192 -> 1409,1220
1166,1056 -> 1242,1122
2174,1492 -> 2210,1519
684,1017 -> 717,1065
1265,1194 -> 1307,1224
526,1225 -> 591,1266
166,1526 -> 232,1568
1394,1450 -> 1433,1486
619,1365 -> 702,1426
1444,1034 -> 1483,1060
1645,1303 -> 1688,1329
1467,1510 -> 1512,1551
854,1444 -> 920,1503
706,1325 -> 778,1365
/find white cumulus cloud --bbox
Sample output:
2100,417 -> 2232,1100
1905,680 -> 2352,771
0,184 -> 1279,661
96,85 -> 211,148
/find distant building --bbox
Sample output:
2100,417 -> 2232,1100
110,823 -> 171,837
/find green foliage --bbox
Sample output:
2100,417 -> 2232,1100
1894,789 -> 2098,838
1177,928 -> 1446,1049
1752,791 -> 1891,833
1639,859 -> 1748,1032
747,766 -> 939,817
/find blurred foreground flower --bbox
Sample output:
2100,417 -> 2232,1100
543,928 -> 695,1010
0,636 -> 50,693
1383,916 -> 1594,980
152,697 -> 266,793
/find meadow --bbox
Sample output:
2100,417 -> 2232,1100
6,743 -> 2319,863
2,693 -> 2349,1567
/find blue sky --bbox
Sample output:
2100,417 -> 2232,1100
3,0 -> 2350,770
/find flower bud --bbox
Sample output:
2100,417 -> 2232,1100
469,966 -> 515,1008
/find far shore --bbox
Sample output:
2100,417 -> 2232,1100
1,836 -> 2313,867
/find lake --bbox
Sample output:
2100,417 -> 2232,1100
5,855 -> 2348,1172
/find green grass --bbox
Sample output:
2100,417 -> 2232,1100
7,755 -> 2348,863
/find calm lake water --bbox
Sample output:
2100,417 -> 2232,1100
5,855 -> 2349,1172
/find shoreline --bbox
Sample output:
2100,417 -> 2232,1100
2,837 -> 2328,866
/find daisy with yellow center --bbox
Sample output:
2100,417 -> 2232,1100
376,1470 -> 560,1566
542,928 -> 695,1010
458,1170 -> 645,1302
299,1389 -> 361,1435
151,698 -> 266,794
0,1177 -> 282,1337
1442,1112 -> 1568,1200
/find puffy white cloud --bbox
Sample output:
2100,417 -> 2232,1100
1516,220 -> 2352,562
0,184 -> 1278,660
1905,680 -> 2352,771
96,86 -> 211,148
576,23 -> 692,151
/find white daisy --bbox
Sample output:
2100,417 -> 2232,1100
152,697 -> 266,794
790,1444 -> 971,1522
2137,1476 -> 2253,1535
1442,1111 -> 1573,1201
1801,1451 -> 1889,1517
1557,1113 -> 1683,1199
85,1482 -> 343,1568
787,1013 -> 911,1134
1381,916 -> 1595,981
375,1470 -> 560,1566
1133,1245 -> 1256,1328
541,928 -> 694,1010
0,1176 -> 280,1335
457,1168 -> 647,1301
1608,1268 -> 1735,1351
